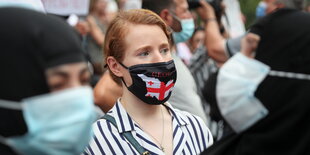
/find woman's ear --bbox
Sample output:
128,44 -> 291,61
106,56 -> 123,77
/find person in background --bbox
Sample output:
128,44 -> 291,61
265,0 -> 280,14
306,0 -> 310,12
116,0 -> 127,10
105,0 -> 119,23
201,0 -> 306,64
306,4 -> 310,12
221,0 -> 246,38
0,7 -> 96,155
175,41 -> 193,65
185,1 -> 232,140
74,0 -> 121,112
176,27 -> 206,66
200,0 -> 309,142
202,0 -> 310,154
256,0 -> 267,18
93,70 -> 122,112
142,0 -> 209,124
86,0 -> 109,76
188,27 -> 205,54
196,0 -> 241,65
84,9 -> 213,155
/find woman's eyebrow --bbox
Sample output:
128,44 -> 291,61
159,43 -> 170,49
134,46 -> 152,53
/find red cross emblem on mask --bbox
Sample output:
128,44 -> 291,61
138,74 -> 175,101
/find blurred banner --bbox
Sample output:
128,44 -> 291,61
123,0 -> 141,10
222,0 -> 245,38
41,0 -> 89,15
0,0 -> 45,12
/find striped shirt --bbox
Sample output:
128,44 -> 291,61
84,100 -> 213,155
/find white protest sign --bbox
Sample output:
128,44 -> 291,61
123,0 -> 142,10
0,0 -> 45,12
222,0 -> 246,38
41,0 -> 89,15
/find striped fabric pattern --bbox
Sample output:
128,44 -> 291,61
84,100 -> 213,155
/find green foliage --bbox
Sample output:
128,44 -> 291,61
239,0 -> 261,29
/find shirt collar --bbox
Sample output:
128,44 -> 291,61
109,99 -> 135,133
164,102 -> 188,126
108,99 -> 188,133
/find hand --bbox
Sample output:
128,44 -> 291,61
240,33 -> 261,58
86,16 -> 97,28
196,0 -> 216,21
74,21 -> 90,36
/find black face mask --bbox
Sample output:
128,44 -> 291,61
120,60 -> 177,105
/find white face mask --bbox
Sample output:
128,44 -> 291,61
217,53 -> 310,133
0,86 -> 96,155
217,53 -> 270,133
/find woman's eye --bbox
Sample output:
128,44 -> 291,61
138,51 -> 150,56
160,48 -> 170,54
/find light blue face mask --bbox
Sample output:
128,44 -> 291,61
256,1 -> 267,18
216,53 -> 270,133
217,53 -> 310,133
171,14 -> 195,44
0,86 -> 96,155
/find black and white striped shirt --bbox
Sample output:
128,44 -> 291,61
84,100 -> 213,155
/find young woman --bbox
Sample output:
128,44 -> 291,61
0,7 -> 96,155
85,9 -> 213,155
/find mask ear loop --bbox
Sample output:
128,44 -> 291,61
0,100 -> 22,110
118,62 -> 130,88
119,62 -> 129,69
169,11 -> 181,23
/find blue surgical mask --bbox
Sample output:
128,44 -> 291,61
256,1 -> 267,18
216,53 -> 270,133
217,53 -> 310,133
171,13 -> 195,44
0,86 -> 96,155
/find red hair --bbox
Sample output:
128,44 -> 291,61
104,9 -> 171,84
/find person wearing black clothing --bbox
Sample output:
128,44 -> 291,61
202,1 -> 310,154
0,7 -> 96,155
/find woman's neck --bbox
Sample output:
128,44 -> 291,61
120,88 -> 162,120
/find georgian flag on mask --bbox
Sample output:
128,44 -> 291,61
138,74 -> 175,101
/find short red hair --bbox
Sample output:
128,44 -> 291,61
104,9 -> 171,84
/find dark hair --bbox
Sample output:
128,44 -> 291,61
276,0 -> 306,10
193,26 -> 205,35
142,0 -> 175,15
89,0 -> 99,13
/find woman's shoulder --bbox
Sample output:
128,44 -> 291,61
92,115 -> 108,128
171,106 -> 206,126
165,102 -> 205,124
92,113 -> 117,130
172,106 -> 214,147
86,114 -> 133,155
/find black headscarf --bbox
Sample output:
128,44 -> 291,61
0,7 -> 86,154
202,8 -> 310,155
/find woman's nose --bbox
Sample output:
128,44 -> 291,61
152,51 -> 166,63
